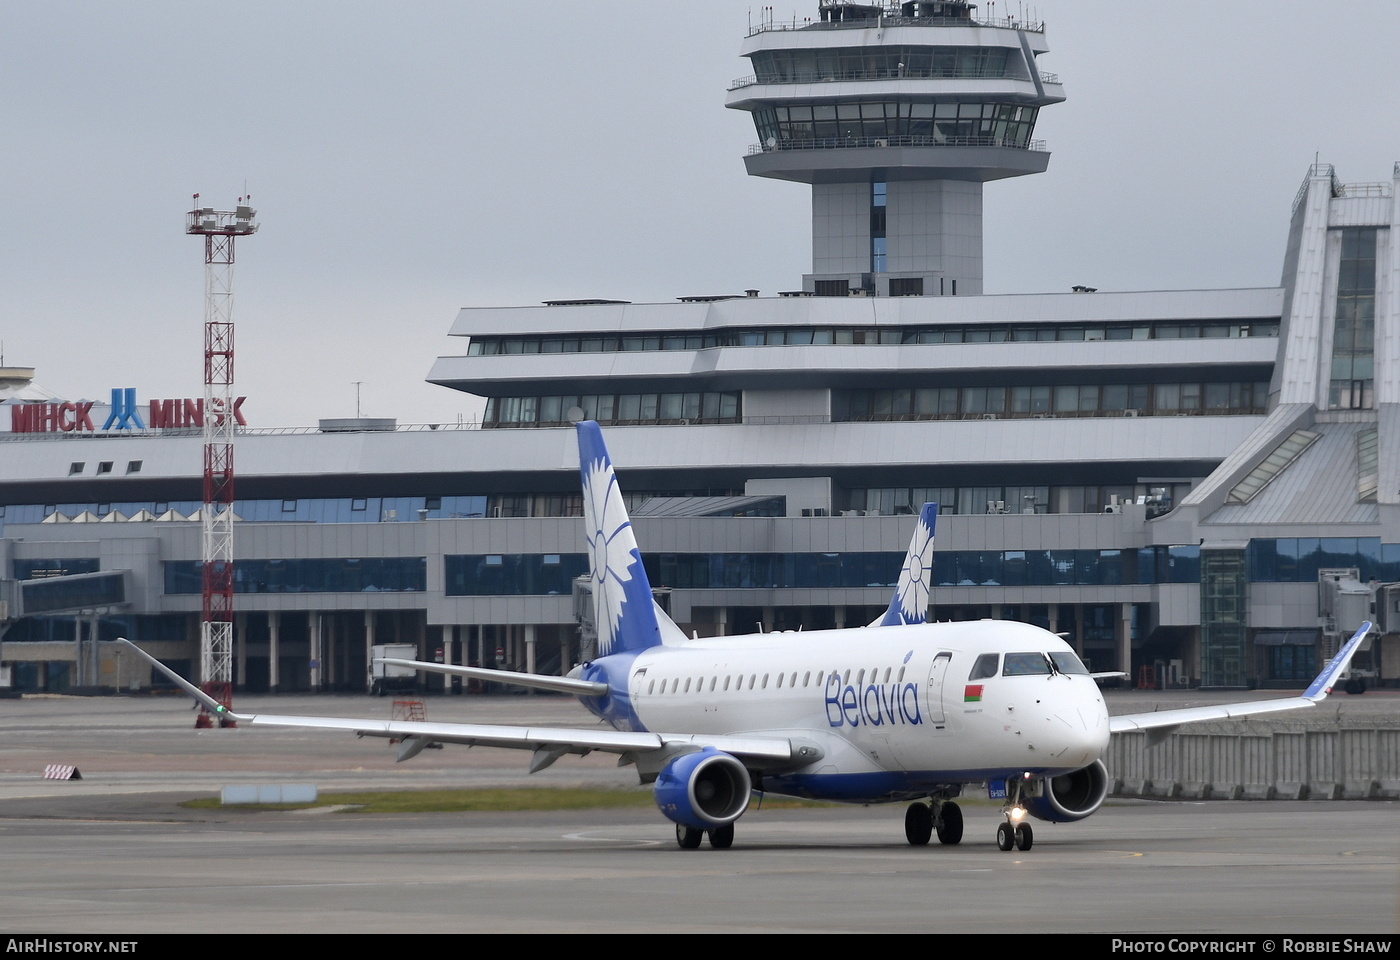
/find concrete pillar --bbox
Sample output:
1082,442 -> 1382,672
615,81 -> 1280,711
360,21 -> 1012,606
524,624 -> 537,692
1118,602 -> 1134,680
235,612 -> 248,689
449,624 -> 460,695
309,612 -> 322,690
72,616 -> 83,687
559,629 -> 570,676
716,607 -> 728,637
834,606 -> 846,630
268,612 -> 280,692
328,614 -> 338,688
1047,604 -> 1059,636
75,617 -> 84,687
364,611 -> 376,694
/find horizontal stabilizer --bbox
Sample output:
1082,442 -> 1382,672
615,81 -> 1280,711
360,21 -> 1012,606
375,658 -> 608,697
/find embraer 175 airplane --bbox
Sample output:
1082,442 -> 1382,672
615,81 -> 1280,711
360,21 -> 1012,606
122,421 -> 1371,852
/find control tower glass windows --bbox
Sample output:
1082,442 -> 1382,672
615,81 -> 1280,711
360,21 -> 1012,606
1329,227 -> 1377,410
748,46 -> 1019,85
752,102 -> 1038,150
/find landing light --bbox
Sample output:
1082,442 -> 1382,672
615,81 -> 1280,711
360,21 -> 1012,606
1009,806 -> 1026,821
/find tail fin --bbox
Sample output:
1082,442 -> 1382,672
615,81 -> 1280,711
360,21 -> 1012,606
577,421 -> 664,656
872,502 -> 938,627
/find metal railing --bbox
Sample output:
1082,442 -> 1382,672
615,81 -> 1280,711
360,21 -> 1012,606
1291,162 -> 1393,214
0,419 -> 486,443
748,14 -> 1044,37
729,69 -> 1057,90
748,134 -> 1045,154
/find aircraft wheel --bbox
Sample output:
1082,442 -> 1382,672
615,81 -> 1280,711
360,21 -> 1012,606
1015,822 -> 1034,851
676,824 -> 703,849
708,824 -> 735,849
904,802 -> 933,845
935,801 -> 963,845
996,822 -> 1015,851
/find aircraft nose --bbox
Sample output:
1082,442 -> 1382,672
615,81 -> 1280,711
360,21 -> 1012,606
1045,696 -> 1110,766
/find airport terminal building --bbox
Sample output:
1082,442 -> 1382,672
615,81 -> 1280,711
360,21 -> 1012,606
1,1 -> 1397,694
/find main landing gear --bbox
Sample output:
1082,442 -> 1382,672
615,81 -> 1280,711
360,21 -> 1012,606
676,822 -> 734,849
904,798 -> 963,846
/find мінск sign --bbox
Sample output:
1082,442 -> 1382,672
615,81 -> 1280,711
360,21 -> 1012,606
8,388 -> 247,434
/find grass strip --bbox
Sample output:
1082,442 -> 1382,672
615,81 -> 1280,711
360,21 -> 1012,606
182,787 -> 826,814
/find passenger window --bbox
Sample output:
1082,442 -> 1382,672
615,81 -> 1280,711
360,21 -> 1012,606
969,654 -> 1000,680
1003,652 -> 1053,677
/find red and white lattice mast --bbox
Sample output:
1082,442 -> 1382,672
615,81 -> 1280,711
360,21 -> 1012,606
185,195 -> 257,727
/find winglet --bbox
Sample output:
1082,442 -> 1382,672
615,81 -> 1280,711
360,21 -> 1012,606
1303,621 -> 1372,701
577,421 -> 663,656
874,502 -> 938,627
115,638 -> 246,721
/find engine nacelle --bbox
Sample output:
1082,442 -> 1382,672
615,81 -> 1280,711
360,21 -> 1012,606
653,748 -> 752,831
1024,759 -> 1109,823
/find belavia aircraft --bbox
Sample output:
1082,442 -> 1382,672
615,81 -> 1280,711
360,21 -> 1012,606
122,421 -> 1371,852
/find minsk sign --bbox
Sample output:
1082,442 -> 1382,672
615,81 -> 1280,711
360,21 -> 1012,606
7,388 -> 247,435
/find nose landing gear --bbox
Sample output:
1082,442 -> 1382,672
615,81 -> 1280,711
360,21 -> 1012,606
996,776 -> 1034,851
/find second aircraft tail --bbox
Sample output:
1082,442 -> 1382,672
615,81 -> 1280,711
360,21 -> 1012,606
872,502 -> 939,627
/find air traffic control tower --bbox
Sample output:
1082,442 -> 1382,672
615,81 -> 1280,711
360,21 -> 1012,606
727,1 -> 1064,297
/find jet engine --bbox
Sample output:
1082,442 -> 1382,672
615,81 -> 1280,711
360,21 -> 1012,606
1024,759 -> 1109,823
653,748 -> 752,831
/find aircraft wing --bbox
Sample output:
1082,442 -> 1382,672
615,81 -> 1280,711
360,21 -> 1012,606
1109,622 -> 1372,743
117,639 -> 801,768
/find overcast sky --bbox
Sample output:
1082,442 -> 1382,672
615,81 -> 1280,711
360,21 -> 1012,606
4,1 -> 1399,426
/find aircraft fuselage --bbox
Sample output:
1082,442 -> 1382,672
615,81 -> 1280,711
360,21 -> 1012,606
582,618 -> 1110,803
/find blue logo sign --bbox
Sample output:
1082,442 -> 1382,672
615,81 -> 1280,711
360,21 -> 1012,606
101,388 -> 146,430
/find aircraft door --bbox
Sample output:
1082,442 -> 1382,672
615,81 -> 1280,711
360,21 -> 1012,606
925,652 -> 952,725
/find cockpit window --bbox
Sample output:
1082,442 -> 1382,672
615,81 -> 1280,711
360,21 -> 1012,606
969,653 -> 1000,680
1049,650 -> 1090,675
1002,652 -> 1053,677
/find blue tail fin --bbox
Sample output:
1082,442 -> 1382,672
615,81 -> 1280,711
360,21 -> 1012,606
577,421 -> 663,656
872,502 -> 938,627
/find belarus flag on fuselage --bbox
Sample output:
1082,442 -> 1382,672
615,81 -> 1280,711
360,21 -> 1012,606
964,685 -> 983,702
